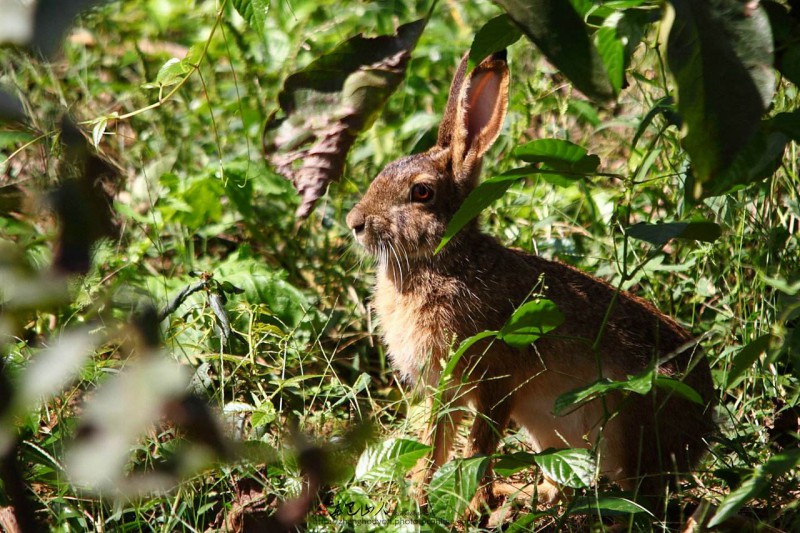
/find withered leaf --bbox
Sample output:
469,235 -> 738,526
263,19 -> 426,219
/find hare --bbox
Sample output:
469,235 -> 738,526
346,51 -> 715,511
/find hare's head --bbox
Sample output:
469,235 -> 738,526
346,51 -> 509,261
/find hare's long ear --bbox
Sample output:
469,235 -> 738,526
437,51 -> 509,187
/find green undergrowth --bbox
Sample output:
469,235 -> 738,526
0,0 -> 798,531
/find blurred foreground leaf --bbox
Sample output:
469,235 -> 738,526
264,18 -> 426,218
666,0 -> 774,197
495,0 -> 615,101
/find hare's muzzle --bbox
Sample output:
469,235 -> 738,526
346,208 -> 366,239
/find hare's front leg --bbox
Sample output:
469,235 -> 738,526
411,395 -> 464,505
465,396 -> 512,515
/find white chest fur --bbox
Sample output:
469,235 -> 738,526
373,273 -> 447,385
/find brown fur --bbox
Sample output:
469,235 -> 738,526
346,52 -> 715,509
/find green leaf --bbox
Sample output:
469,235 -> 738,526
595,26 -> 625,94
428,456 -> 490,520
631,96 -> 676,149
435,172 -> 523,253
442,330 -> 498,383
494,451 -> 537,476
495,0 -> 615,101
726,334 -> 773,389
653,377 -> 703,405
567,495 -> 652,516
534,448 -> 596,489
626,221 -> 721,246
354,438 -> 431,482
469,14 -> 523,67
498,299 -> 564,348
554,371 -> 654,416
513,139 -> 601,174
231,0 -> 269,42
264,19 -> 426,218
709,449 -> 800,527
666,0 -> 774,194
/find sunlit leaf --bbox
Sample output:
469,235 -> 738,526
428,456 -> 490,520
498,299 -> 564,347
554,371 -> 655,415
469,14 -> 522,67
231,0 -> 269,42
354,438 -> 430,482
534,448 -> 596,489
568,495 -> 652,516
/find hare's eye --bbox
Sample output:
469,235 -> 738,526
410,183 -> 434,203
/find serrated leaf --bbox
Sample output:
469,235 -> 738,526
264,19 -> 426,219
626,221 -> 721,246
725,334 -> 773,389
250,401 -> 277,428
469,14 -> 523,67
554,371 -> 654,415
534,448 -> 596,489
354,438 -> 430,482
666,0 -> 774,194
428,456 -> 490,520
231,0 -> 269,42
513,139 -> 600,174
495,0 -> 615,101
498,299 -> 564,347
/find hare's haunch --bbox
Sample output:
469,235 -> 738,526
347,51 -> 715,510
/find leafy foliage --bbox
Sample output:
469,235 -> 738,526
0,0 -> 798,530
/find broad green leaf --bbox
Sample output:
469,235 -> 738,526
494,451 -> 537,476
666,0 -> 774,195
231,0 -> 269,42
354,438 -> 431,482
690,121 -> 789,199
428,456 -> 490,520
626,221 -> 721,246
726,334 -> 773,389
595,26 -> 625,94
495,0 -> 615,101
567,495 -> 652,516
554,371 -> 654,415
534,448 -> 596,488
709,449 -> 800,527
250,401 -> 277,428
264,19 -> 426,218
513,139 -> 601,174
469,14 -> 523,67
653,376 -> 703,405
435,172 -> 524,253
216,253 -> 309,328
498,299 -> 564,347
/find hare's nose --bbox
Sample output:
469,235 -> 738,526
346,209 -> 366,235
